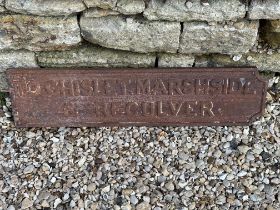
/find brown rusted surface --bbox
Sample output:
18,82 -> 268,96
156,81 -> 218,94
7,68 -> 267,127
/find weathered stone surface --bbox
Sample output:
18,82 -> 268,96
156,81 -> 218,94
195,53 -> 280,72
0,15 -> 81,51
144,0 -> 246,22
158,53 -> 194,67
21,198 -> 33,209
80,15 -> 180,53
0,50 -> 38,91
116,0 -> 145,15
179,20 -> 259,55
84,0 -> 117,9
248,0 -> 280,20
0,73 -> 8,91
83,8 -> 119,18
5,0 -> 86,16
37,45 -> 156,68
0,50 -> 38,73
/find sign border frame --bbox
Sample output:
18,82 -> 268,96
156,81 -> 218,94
7,67 -> 268,127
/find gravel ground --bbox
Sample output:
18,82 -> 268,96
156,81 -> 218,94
0,76 -> 279,210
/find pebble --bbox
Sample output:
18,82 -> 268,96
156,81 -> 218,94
216,195 -> 226,204
157,175 -> 166,183
165,181 -> 175,191
226,174 -> 235,181
246,152 -> 255,161
41,200 -> 50,208
50,177 -> 56,183
23,165 -> 34,174
238,145 -> 251,154
267,205 -> 276,210
130,194 -> 139,205
78,156 -> 87,167
250,194 -> 262,202
7,206 -> 15,210
260,151 -> 271,161
247,55 -> 253,61
237,171 -> 247,177
136,202 -> 151,210
102,185 -> 110,193
88,183 -> 96,192
70,200 -> 76,208
263,178 -> 270,184
185,1 -> 193,8
121,204 -> 132,210
51,136 -> 60,143
233,54 -> 242,61
21,198 -> 33,209
270,178 -> 280,185
26,131 -> 36,138
53,198 -> 62,208
219,173 -> 227,180
253,144 -> 263,154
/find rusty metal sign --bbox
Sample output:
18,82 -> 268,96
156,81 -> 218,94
7,68 -> 267,127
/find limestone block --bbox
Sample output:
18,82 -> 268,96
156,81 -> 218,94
84,0 -> 117,9
80,15 -> 180,53
83,8 -> 120,18
37,45 -> 156,68
195,53 -> 280,72
0,15 -> 81,51
5,0 -> 86,16
0,50 -> 38,91
116,0 -> 145,15
158,53 -> 194,67
248,0 -> 280,20
144,0 -> 246,22
179,20 -> 259,55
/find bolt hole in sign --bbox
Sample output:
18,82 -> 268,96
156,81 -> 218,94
7,68 -> 267,127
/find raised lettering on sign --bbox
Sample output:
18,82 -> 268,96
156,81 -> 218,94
12,78 -> 255,97
7,68 -> 267,127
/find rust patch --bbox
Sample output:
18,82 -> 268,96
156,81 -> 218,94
7,68 -> 267,127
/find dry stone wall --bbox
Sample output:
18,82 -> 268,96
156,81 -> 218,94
0,0 -> 280,91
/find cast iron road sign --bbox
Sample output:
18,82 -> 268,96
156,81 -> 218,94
7,68 -> 267,127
